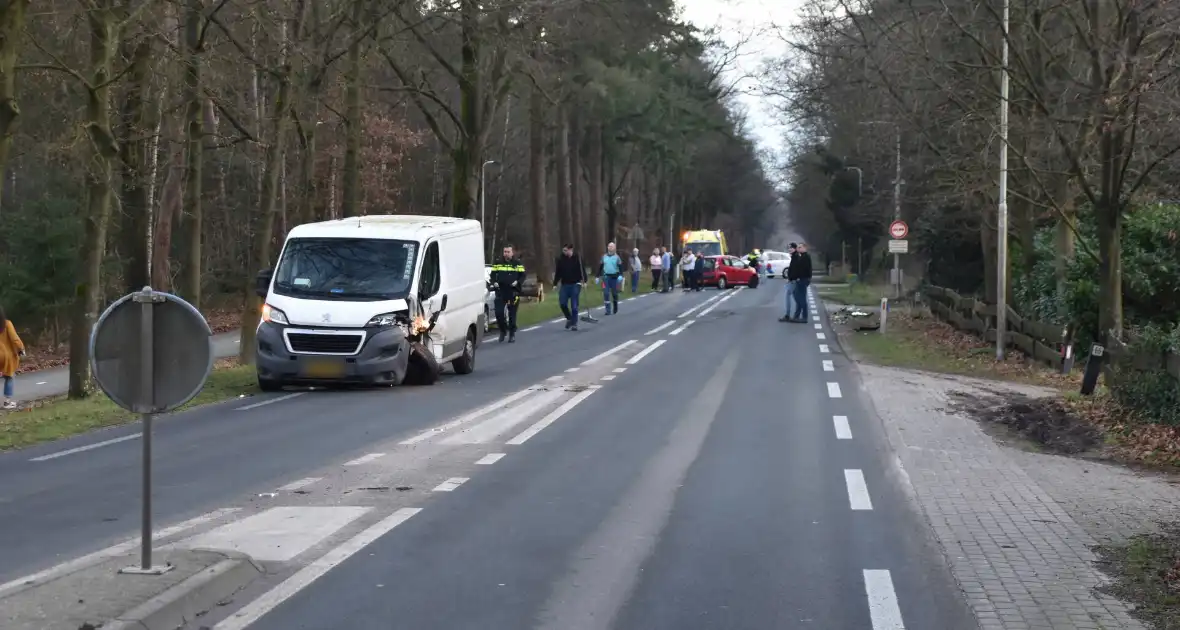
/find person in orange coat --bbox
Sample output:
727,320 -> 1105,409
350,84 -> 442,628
0,307 -> 26,410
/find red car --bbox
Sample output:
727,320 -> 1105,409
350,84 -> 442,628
699,255 -> 760,290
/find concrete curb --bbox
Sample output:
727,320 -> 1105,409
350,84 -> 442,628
104,551 -> 263,630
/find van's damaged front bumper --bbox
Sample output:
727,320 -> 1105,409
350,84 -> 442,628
255,321 -> 411,386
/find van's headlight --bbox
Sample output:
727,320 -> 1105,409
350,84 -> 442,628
367,310 -> 410,328
261,304 -> 288,325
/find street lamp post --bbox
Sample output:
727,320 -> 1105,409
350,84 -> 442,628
480,160 -> 497,258
995,0 -> 1011,361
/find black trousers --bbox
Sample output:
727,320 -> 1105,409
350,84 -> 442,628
494,294 -> 519,332
651,269 -> 662,290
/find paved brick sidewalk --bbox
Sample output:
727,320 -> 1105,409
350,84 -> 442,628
858,364 -> 1180,630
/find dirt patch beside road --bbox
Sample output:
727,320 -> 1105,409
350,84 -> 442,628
948,390 -> 1104,455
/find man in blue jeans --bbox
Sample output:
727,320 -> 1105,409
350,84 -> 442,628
782,242 -> 798,318
783,242 -> 813,322
598,242 -> 625,314
553,244 -> 587,331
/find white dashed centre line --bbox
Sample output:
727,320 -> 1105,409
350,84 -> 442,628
581,340 -> 637,365
677,294 -> 723,318
823,360 -> 834,371
819,344 -> 830,353
827,382 -> 842,398
864,569 -> 905,629
344,453 -> 384,466
816,332 -> 826,340
600,375 -> 616,381
237,392 -> 304,411
565,367 -> 580,373
400,388 -> 535,445
30,433 -> 142,462
277,477 -> 321,492
814,323 -> 823,330
507,386 -> 601,445
626,339 -> 666,365
833,416 -> 852,439
475,453 -> 505,465
669,320 -> 695,335
645,321 -> 676,335
612,367 -> 627,373
844,470 -> 873,510
432,477 -> 469,492
35,381 -> 47,386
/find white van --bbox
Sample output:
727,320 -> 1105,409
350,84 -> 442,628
253,215 -> 486,390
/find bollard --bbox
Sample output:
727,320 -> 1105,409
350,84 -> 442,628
1080,343 -> 1105,395
879,297 -> 888,334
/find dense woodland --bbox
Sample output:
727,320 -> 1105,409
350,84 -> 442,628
767,0 -> 1180,418
0,0 -> 779,398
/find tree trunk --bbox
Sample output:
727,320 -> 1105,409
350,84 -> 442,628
118,35 -> 154,292
0,0 -> 29,202
1095,130 -> 1125,340
567,109 -> 583,254
450,0 -> 482,218
528,82 -> 551,282
68,0 -> 118,399
240,1 -> 305,365
587,124 -> 604,251
152,133 -> 183,289
179,0 -> 204,307
556,109 -> 573,247
341,0 -> 364,217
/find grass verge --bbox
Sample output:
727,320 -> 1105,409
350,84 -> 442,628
1096,528 -> 1180,630
815,282 -> 889,306
0,358 -> 258,452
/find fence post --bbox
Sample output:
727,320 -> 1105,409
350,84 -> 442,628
880,297 -> 888,334
1080,343 -> 1105,395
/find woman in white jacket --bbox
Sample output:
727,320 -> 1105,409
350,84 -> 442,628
680,250 -> 697,291
648,249 -> 663,291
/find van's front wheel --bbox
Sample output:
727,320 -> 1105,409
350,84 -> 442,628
451,328 -> 477,375
258,377 -> 282,392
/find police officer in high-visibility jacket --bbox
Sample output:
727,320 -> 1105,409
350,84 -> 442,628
746,249 -> 761,272
490,245 -> 527,342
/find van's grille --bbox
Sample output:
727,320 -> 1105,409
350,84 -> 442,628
288,333 -> 363,354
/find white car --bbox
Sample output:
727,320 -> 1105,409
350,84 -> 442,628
760,250 -> 792,278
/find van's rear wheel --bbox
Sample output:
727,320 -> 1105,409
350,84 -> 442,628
451,328 -> 477,375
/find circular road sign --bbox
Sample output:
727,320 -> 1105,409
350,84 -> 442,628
889,220 -> 909,239
90,289 -> 213,414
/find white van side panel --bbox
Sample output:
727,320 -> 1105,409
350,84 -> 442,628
437,226 -> 486,358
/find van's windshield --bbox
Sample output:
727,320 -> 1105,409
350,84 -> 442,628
273,237 -> 419,301
687,241 -> 722,256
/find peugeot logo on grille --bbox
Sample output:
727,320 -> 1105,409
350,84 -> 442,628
321,313 -> 331,323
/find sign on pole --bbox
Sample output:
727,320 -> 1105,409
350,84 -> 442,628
90,287 -> 213,575
888,239 -> 909,254
889,220 -> 909,239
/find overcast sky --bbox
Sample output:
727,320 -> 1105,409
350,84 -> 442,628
677,0 -> 804,172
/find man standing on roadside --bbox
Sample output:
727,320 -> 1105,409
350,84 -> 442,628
490,245 -> 526,342
598,242 -> 624,315
781,242 -> 798,320
661,246 -> 673,292
629,248 -> 643,294
785,242 -> 813,322
553,244 -> 586,331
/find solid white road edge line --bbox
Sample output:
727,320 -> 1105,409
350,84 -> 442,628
698,292 -> 738,317
582,339 -> 637,365
626,339 -> 666,365
817,332 -> 827,340
669,320 -> 696,336
30,432 -> 142,462
827,382 -> 843,398
833,415 -> 853,440
476,453 -> 505,465
277,477 -> 321,492
676,294 -> 723,318
600,375 -> 616,381
0,507 -> 241,598
814,323 -> 823,330
432,477 -> 469,492
521,325 -> 543,332
863,569 -> 905,629
236,392 -> 304,411
213,508 -> 422,630
343,453 -> 385,466
823,360 -> 835,371
819,344 -> 830,353
644,320 -> 676,336
845,469 -> 874,510
506,386 -> 601,445
400,387 -> 535,445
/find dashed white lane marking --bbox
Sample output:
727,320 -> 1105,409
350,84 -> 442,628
521,325 -> 543,332
546,375 -> 563,382
175,506 -> 369,562
823,360 -> 834,371
30,432 -> 142,462
698,291 -> 740,317
814,323 -> 823,330
213,508 -> 421,630
844,470 -> 873,510
475,453 -> 505,465
344,453 -> 385,466
401,388 -> 535,445
669,320 -> 696,335
626,339 -> 666,365
645,321 -> 676,335
864,569 -> 905,629
827,382 -> 842,398
565,367 -> 580,373
549,317 -> 565,323
816,332 -> 826,340
443,388 -> 566,445
612,367 -> 627,373
834,415 -> 852,439
677,294 -> 723,318
277,477 -> 321,492
601,375 -> 616,381
35,381 -> 47,385
582,339 -> 637,365
0,507 -> 241,598
237,392 -> 304,411
507,386 -> 601,445
432,477 -> 469,492
813,316 -> 821,322
819,344 -> 830,353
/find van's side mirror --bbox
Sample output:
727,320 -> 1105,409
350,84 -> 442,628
255,268 -> 273,298
438,294 -> 448,313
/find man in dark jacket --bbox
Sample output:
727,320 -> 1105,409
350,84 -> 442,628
490,245 -> 526,342
553,244 -> 587,331
784,242 -> 813,322
693,251 -> 706,291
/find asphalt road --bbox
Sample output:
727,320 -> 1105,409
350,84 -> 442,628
0,283 -> 977,629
